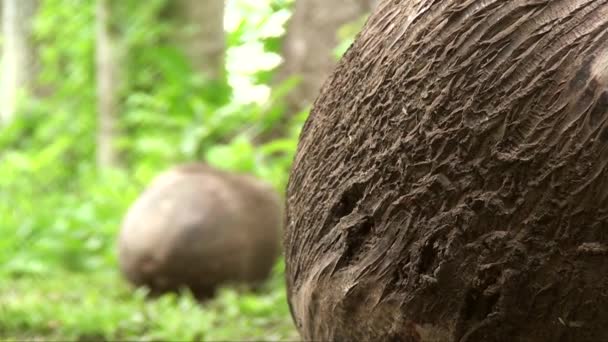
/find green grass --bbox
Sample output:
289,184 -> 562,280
0,262 -> 298,341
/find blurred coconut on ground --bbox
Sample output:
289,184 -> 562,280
117,163 -> 282,299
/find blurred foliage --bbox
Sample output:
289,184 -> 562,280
0,0 -> 365,340
0,0 -> 300,340
0,262 -> 297,341
1,0 -> 299,274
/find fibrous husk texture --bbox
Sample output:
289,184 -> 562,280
285,1 -> 608,341
118,163 -> 282,299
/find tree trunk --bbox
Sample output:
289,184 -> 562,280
0,0 -> 38,124
169,0 -> 225,82
285,1 -> 608,341
95,0 -> 123,168
276,0 -> 377,121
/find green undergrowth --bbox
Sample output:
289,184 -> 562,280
0,262 -> 297,341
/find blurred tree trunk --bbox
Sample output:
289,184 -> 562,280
269,0 -> 377,137
96,0 -> 123,168
169,0 -> 225,82
0,0 -> 39,124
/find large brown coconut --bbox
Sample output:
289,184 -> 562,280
285,1 -> 608,341
118,163 -> 281,298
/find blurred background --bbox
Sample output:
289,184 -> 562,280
0,0 -> 375,340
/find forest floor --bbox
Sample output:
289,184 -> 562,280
0,262 -> 298,341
